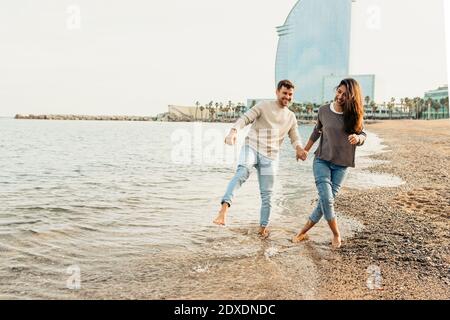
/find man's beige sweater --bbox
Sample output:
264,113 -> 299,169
232,100 -> 301,160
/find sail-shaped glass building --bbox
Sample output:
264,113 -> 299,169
275,0 -> 374,103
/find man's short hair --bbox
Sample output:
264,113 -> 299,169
277,80 -> 295,91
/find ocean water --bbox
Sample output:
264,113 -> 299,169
0,119 -> 402,299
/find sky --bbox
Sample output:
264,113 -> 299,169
0,0 -> 448,117
350,0 -> 447,102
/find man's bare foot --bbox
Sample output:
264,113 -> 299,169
258,227 -> 270,239
331,235 -> 342,249
292,233 -> 309,243
213,204 -> 228,226
213,215 -> 225,226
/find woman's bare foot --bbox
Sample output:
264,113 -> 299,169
331,235 -> 342,249
258,227 -> 270,239
292,219 -> 316,243
292,233 -> 309,243
213,203 -> 229,226
328,219 -> 342,249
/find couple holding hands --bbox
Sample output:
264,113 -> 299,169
213,79 -> 366,248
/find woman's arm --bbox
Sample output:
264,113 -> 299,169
305,113 -> 322,152
348,130 -> 367,146
357,131 -> 367,146
303,139 -> 316,152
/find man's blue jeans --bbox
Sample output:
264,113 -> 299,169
309,157 -> 348,223
221,145 -> 278,227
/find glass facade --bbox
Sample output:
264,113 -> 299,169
424,86 -> 449,102
275,0 -> 352,104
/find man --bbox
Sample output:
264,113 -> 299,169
213,80 -> 308,238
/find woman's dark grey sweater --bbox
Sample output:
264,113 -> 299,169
309,103 -> 367,168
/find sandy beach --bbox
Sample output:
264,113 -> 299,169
314,120 -> 450,299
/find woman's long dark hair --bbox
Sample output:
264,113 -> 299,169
337,78 -> 364,134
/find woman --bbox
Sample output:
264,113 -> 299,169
292,78 -> 366,248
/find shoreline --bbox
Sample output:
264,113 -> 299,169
315,120 -> 449,299
11,114 -> 391,125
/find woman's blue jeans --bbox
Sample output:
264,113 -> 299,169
309,157 -> 348,223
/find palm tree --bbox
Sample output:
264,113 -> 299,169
195,101 -> 200,121
231,103 -> 237,120
431,100 -> 440,119
404,98 -> 410,118
290,103 -> 298,118
416,98 -> 426,119
306,103 -> 314,120
387,101 -> 394,119
312,103 -> 320,120
288,103 -> 296,113
426,98 -> 433,120
219,102 -> 224,121
412,97 -> 420,119
440,97 -> 449,119
224,106 -> 230,121
365,96 -> 371,111
214,102 -> 219,121
294,104 -> 301,119
390,97 -> 396,115
233,104 -> 239,119
199,105 -> 205,121
370,101 -> 378,119
300,103 -> 306,118
299,103 -> 305,118
240,103 -> 246,114
208,107 -> 215,121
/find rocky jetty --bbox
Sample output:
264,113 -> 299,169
14,114 -> 155,121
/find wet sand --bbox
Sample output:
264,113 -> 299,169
315,120 -> 450,299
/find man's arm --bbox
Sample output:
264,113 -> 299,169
232,103 -> 263,131
225,103 -> 263,145
287,116 -> 308,161
288,116 -> 302,150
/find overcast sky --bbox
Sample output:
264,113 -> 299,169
0,0 -> 448,117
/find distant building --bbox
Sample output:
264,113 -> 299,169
274,0 -> 446,105
275,0 -> 362,104
422,85 -> 449,119
424,85 -> 448,102
168,105 -> 201,120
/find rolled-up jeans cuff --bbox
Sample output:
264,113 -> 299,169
221,200 -> 231,207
